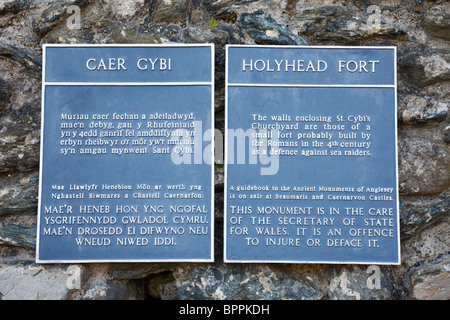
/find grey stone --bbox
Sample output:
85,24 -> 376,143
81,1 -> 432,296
328,265 -> 398,300
0,263 -> 71,300
0,0 -> 28,15
400,49 -> 450,87
285,0 -> 299,11
147,23 -> 182,43
401,219 -> 449,267
153,0 -> 189,25
399,213 -> 449,299
0,44 -> 41,76
82,279 -> 144,300
108,22 -> 169,44
203,0 -> 259,23
422,6 -> 450,41
411,255 -> 450,300
0,172 -> 38,216
182,26 -> 230,44
0,224 -> 36,250
109,263 -> 176,280
399,95 -> 448,124
146,271 -> 177,300
182,23 -> 244,45
444,124 -> 450,144
172,264 -> 324,300
57,264 -> 146,300
292,6 -> 405,45
0,78 -> 11,112
203,0 -> 259,12
236,10 -> 307,45
0,102 -> 41,174
400,191 -> 449,240
398,133 -> 450,196
32,0 -> 89,36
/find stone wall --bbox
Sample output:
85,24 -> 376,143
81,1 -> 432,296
0,0 -> 448,300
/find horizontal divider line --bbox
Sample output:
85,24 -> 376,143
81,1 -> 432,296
227,83 -> 395,88
44,43 -> 213,47
44,82 -> 212,86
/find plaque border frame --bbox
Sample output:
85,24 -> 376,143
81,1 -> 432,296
36,43 -> 215,263
223,45 -> 400,265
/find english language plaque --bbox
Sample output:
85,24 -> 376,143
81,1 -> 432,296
224,45 -> 400,264
37,44 -> 215,262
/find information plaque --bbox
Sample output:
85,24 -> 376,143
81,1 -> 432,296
224,45 -> 400,264
37,44 -> 214,262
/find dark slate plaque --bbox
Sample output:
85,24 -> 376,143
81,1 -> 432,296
224,45 -> 400,264
37,44 -> 214,262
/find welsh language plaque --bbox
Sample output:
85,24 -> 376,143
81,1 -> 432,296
37,44 -> 215,262
224,45 -> 400,264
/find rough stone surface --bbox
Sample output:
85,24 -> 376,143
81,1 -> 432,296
0,263 -> 71,299
0,224 -> 36,249
32,0 -> 90,36
327,265 -> 399,300
398,132 -> 450,196
236,9 -> 307,45
0,0 -> 448,300
0,172 -> 39,216
399,49 -> 450,87
411,256 -> 450,300
291,6 -> 405,45
0,78 -> 10,111
0,102 -> 41,174
421,5 -> 450,41
400,191 -> 449,240
399,95 -> 448,125
172,264 -> 324,300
